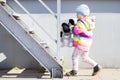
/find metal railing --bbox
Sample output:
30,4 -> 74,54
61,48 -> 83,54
0,1 -> 63,78
13,0 -> 57,55
2,0 -> 62,62
14,0 -> 56,42
0,2 -> 57,57
38,0 -> 57,18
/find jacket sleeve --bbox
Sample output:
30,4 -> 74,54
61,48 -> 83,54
88,16 -> 96,30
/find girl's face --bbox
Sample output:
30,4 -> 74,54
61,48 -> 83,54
76,14 -> 86,20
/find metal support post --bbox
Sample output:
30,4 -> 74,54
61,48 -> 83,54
57,0 -> 61,63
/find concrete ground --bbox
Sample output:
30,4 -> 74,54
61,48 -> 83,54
0,68 -> 120,80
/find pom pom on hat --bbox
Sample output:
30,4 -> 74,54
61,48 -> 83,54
76,4 -> 90,16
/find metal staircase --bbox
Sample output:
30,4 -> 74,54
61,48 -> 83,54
0,1 -> 63,78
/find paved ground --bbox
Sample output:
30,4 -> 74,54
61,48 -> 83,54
0,68 -> 120,80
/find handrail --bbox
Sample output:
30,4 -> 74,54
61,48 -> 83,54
0,3 -> 57,57
0,19 -> 63,78
38,0 -> 57,18
14,0 -> 56,42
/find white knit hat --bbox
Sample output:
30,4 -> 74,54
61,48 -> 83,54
76,4 -> 90,16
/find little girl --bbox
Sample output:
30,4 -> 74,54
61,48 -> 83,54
66,4 -> 101,76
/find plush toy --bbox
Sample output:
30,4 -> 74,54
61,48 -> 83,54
60,19 -> 75,47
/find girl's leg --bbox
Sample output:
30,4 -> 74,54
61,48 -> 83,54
80,51 -> 97,67
72,48 -> 80,71
80,51 -> 102,76
65,48 -> 79,76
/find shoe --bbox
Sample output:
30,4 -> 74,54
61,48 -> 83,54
92,64 -> 102,76
65,70 -> 77,76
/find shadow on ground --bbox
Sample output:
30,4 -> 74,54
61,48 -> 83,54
0,69 -> 51,79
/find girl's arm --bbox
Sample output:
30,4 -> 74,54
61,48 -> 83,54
72,25 -> 82,35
